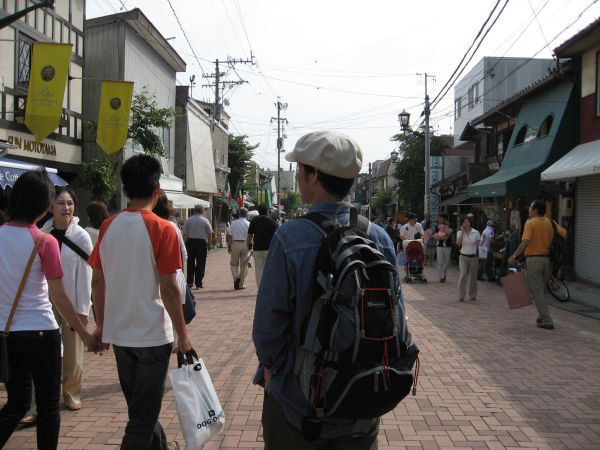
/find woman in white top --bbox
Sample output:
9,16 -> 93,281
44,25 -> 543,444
41,187 -> 93,411
456,216 -> 481,301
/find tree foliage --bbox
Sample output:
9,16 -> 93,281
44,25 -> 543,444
228,134 -> 259,195
74,157 -> 117,203
281,189 -> 301,217
390,130 -> 447,214
128,88 -> 176,157
373,188 -> 392,217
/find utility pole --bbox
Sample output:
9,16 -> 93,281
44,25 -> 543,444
202,56 -> 253,123
418,73 -> 435,216
271,98 -> 288,206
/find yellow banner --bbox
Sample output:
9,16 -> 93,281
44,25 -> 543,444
24,43 -> 72,142
96,81 -> 134,155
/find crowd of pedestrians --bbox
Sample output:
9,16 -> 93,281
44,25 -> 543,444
0,130 -> 570,450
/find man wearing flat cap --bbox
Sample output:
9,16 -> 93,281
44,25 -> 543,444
252,130 -> 397,449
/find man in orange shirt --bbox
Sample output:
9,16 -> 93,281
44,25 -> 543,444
508,200 -> 567,329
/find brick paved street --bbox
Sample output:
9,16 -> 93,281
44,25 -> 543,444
3,249 -> 600,449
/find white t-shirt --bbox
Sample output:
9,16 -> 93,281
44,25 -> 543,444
457,228 -> 481,255
229,218 -> 250,241
0,224 -> 62,331
89,209 -> 182,347
400,222 -> 424,241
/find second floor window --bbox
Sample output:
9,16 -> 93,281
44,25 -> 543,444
17,38 -> 33,87
455,98 -> 462,119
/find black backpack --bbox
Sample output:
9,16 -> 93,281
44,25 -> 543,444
550,221 -> 567,268
295,208 -> 419,439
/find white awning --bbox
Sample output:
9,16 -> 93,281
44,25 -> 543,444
166,192 -> 209,209
186,106 -> 218,193
541,140 -> 600,180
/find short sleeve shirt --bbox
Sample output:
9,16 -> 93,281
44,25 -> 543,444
229,218 -> 250,241
248,215 -> 278,251
88,209 -> 182,347
522,217 -> 559,256
0,224 -> 62,331
183,214 -> 213,240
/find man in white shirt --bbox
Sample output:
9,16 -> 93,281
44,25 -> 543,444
89,154 -> 192,450
400,213 -> 424,242
227,207 -> 250,290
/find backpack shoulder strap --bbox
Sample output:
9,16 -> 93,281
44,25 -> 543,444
300,212 -> 335,235
60,235 -> 90,261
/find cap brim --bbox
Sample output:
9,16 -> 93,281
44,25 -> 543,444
284,151 -> 297,163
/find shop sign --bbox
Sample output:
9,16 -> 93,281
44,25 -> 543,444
7,135 -> 57,156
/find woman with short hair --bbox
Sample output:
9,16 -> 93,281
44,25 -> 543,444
456,216 -> 481,302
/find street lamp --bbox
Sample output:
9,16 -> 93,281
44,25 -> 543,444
398,110 -> 410,132
390,149 -> 399,163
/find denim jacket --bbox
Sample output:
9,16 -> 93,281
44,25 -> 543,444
252,202 -> 400,437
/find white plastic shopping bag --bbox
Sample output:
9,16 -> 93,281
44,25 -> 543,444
169,351 -> 225,449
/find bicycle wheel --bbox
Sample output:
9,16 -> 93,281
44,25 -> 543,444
547,277 -> 569,302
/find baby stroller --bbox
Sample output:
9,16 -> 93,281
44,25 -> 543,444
403,240 -> 427,284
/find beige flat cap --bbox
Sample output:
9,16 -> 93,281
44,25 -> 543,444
285,130 -> 363,179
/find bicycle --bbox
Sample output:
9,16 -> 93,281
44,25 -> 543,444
508,260 -> 570,302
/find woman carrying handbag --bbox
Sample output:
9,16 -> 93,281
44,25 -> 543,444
0,171 -> 98,450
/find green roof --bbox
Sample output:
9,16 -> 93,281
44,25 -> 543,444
469,81 -> 574,197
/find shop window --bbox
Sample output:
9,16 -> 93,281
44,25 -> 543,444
17,36 -> 33,87
537,115 -> 554,138
13,95 -> 26,123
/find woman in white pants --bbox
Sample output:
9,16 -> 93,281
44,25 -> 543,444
456,217 -> 481,302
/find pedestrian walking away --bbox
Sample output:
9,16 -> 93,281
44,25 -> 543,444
88,154 -> 193,450
0,170 -> 98,450
508,200 -> 567,330
434,212 -> 453,283
183,205 -> 213,289
246,204 -> 277,289
227,208 -> 250,290
456,216 -> 481,301
253,130 -> 406,450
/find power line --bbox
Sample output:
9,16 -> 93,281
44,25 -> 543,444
430,0 -> 506,109
528,0 -> 551,52
165,0 -> 207,78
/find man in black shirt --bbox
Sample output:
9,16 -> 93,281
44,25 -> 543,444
246,204 -> 278,288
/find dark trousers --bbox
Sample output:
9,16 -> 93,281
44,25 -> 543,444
0,330 -> 61,450
261,392 -> 378,450
113,343 -> 172,450
186,238 -> 208,287
478,251 -> 495,280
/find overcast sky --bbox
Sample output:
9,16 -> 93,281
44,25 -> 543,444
87,0 -> 600,172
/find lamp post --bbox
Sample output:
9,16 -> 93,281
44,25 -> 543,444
398,102 -> 431,217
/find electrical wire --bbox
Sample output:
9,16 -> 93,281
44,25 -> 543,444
164,0 -> 207,77
430,0 -> 506,109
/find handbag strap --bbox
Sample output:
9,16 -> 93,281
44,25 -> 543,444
60,234 -> 89,261
3,232 -> 46,336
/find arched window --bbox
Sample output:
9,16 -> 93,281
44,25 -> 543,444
537,115 -> 554,138
514,126 -> 528,145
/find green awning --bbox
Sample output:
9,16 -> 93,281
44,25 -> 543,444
469,81 -> 575,197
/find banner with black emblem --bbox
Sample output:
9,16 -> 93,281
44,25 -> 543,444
96,81 -> 134,154
24,43 -> 72,142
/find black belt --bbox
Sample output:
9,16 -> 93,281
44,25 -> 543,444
233,240 -> 245,242
188,238 -> 206,241
460,253 -> 477,257
527,255 -> 549,258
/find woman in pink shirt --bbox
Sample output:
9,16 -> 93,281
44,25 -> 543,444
0,171 -> 98,450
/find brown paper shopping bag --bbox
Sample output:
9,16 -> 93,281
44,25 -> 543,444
501,270 -> 533,309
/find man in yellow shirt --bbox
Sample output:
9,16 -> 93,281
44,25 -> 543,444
508,200 -> 567,329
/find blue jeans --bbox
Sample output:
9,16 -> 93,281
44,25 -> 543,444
0,329 -> 62,450
113,343 -> 173,450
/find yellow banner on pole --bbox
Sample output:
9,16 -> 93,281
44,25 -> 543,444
24,43 -> 72,142
96,81 -> 134,155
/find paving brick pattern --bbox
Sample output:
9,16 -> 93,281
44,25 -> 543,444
2,250 -> 600,449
